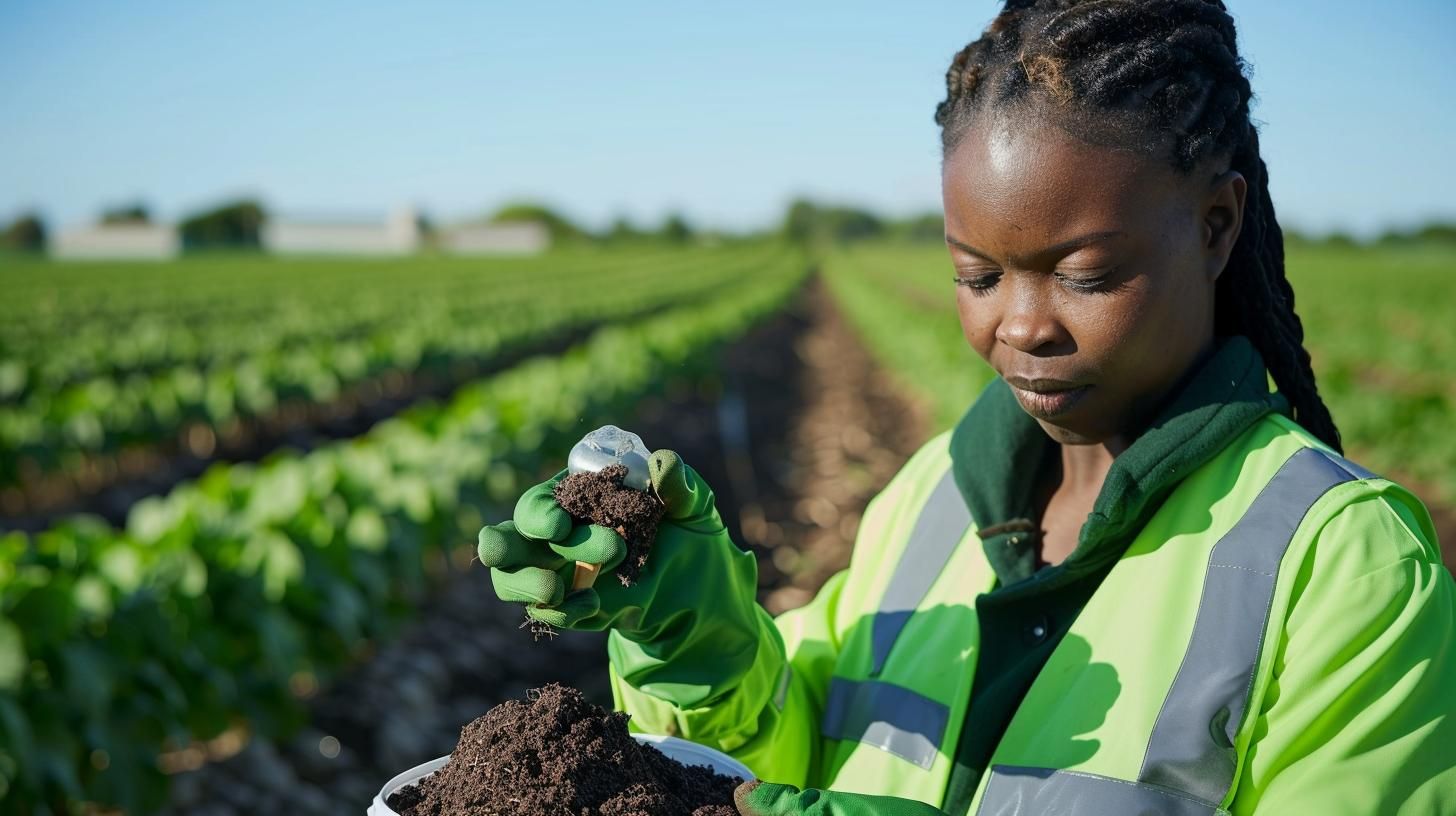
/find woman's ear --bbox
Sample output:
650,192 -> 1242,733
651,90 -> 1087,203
1203,169 -> 1247,283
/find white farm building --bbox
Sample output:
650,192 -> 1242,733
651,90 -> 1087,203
262,207 -> 422,256
439,221 -> 549,255
51,223 -> 180,260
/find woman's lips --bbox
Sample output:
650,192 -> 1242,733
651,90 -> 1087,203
1008,382 -> 1092,419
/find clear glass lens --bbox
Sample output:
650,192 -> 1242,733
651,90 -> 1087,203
567,424 -> 651,490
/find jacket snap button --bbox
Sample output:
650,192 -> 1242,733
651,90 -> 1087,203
1026,617 -> 1050,644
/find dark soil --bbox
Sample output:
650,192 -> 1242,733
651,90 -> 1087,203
386,683 -> 739,816
554,465 -> 666,586
711,278 -> 932,613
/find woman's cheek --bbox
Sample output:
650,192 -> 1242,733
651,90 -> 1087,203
955,290 -> 998,361
1076,283 -> 1154,367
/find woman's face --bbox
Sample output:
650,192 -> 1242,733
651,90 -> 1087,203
941,112 -> 1246,447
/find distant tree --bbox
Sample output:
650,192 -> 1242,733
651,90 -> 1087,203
783,199 -> 819,245
1,212 -> 47,253
606,216 -> 648,243
1282,226 -> 1313,246
179,200 -> 265,251
822,206 -> 884,243
895,213 -> 946,243
101,203 -> 151,225
782,199 -> 885,245
489,202 -> 585,243
1372,221 -> 1456,247
661,212 -> 693,244
1322,230 -> 1358,248
1413,222 -> 1456,245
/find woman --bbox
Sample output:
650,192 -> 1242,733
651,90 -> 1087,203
478,1 -> 1456,813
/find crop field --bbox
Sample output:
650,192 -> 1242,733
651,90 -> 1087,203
0,246 -> 789,520
0,239 -> 1451,814
0,244 -> 810,813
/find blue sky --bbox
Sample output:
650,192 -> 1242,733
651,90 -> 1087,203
2,0 -> 1452,237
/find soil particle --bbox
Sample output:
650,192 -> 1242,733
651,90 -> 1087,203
554,465 -> 666,586
386,683 -> 739,816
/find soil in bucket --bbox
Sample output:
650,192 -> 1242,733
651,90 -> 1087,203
386,683 -> 740,816
554,464 -> 665,587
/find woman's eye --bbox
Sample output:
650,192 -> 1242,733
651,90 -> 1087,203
953,272 -> 1001,292
1055,269 -> 1116,292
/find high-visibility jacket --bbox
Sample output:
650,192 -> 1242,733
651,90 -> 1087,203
612,410 -> 1456,814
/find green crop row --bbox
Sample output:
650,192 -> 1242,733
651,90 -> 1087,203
826,242 -> 1456,505
0,254 -> 806,814
0,247 -> 733,394
823,246 -> 994,431
0,245 -> 784,491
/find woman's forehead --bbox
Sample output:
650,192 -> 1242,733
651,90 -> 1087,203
942,113 -> 1191,244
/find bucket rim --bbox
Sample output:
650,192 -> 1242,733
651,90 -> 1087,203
368,733 -> 755,815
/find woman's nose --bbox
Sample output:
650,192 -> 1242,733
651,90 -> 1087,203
995,284 -> 1067,354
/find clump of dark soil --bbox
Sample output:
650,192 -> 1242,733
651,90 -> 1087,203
386,683 -> 740,816
553,465 -> 665,586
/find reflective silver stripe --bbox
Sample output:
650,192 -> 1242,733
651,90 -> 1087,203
1138,447 -> 1368,803
772,664 -> 792,710
978,766 -> 1226,816
871,468 -> 971,676
821,677 -> 948,770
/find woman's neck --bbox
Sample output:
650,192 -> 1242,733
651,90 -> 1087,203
1059,437 -> 1125,495
1031,439 -> 1126,568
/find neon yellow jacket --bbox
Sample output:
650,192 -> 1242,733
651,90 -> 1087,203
611,404 -> 1456,814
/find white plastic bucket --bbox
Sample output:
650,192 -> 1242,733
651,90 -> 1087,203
368,733 -> 756,815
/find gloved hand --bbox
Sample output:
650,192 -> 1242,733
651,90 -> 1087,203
478,448 -> 760,646
734,782 -> 949,816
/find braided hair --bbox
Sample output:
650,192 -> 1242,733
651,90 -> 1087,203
936,0 -> 1342,452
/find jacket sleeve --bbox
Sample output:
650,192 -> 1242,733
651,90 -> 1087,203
608,567 -> 849,787
608,434 -> 950,787
1231,483 -> 1456,815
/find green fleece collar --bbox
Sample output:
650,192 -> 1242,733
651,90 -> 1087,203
949,335 -> 1290,588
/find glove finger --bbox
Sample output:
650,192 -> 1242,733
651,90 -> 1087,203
648,449 -> 712,520
527,589 -> 601,629
478,521 -> 565,570
735,781 -> 805,816
490,565 -> 565,606
548,524 -> 627,572
514,469 -> 573,542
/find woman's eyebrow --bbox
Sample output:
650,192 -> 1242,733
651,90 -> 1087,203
945,230 -> 1127,262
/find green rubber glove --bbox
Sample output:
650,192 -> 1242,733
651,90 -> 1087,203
476,470 -> 628,628
477,448 -> 760,649
479,449 -> 763,704
734,782 -> 949,816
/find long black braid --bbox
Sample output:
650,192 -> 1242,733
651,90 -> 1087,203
936,0 -> 1342,452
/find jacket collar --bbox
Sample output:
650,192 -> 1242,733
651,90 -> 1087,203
949,335 -> 1290,587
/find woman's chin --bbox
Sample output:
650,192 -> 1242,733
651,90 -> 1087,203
1031,417 -> 1115,447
